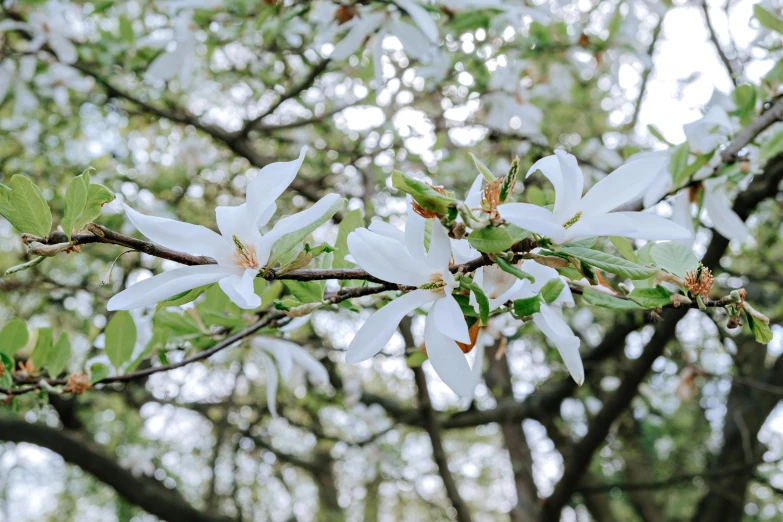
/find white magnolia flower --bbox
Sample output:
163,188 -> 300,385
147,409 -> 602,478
140,10 -> 199,89
33,63 -> 93,107
108,146 -> 342,311
498,150 -> 691,244
671,178 -> 749,246
0,0 -> 80,64
0,57 -> 38,123
346,204 -> 478,397
330,1 -> 438,86
254,337 -> 330,418
683,106 -> 735,155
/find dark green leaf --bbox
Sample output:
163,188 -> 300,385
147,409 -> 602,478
391,170 -> 455,213
628,286 -> 674,309
581,288 -> 646,310
47,334 -> 71,378
495,256 -> 534,282
559,246 -> 658,280
467,225 -> 529,253
30,328 -> 54,369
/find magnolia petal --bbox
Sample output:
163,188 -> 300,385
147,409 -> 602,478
553,150 -> 584,223
122,203 -> 232,264
579,156 -> 668,218
497,203 -> 566,243
533,304 -> 584,385
218,269 -> 261,309
331,12 -> 385,60
261,339 -> 294,382
346,289 -> 439,363
481,264 -> 518,300
215,204 -> 264,252
470,341 -> 485,396
704,181 -> 750,243
144,50 -> 181,83
288,345 -> 330,386
390,20 -> 432,62
526,155 -> 565,216
46,33 -> 78,64
393,0 -> 439,43
424,315 -> 477,397
107,264 -> 235,311
671,190 -> 695,247
431,293 -> 471,344
257,202 -> 277,228
348,228 -> 431,286
368,221 -> 405,243
451,238 -> 479,265
405,201 -> 428,263
259,352 -> 280,418
426,220 -> 452,273
564,211 -> 691,243
247,147 -> 307,224
465,174 -> 483,210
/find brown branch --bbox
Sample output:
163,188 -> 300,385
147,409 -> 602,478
413,366 -> 474,522
721,97 -> 783,164
0,417 -> 233,522
701,1 -> 738,87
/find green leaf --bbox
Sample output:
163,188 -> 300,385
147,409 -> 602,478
90,362 -> 110,384
105,311 -> 137,371
269,197 -> 345,266
760,129 -> 783,164
495,256 -> 534,282
668,143 -> 690,186
513,296 -> 541,317
391,170 -> 455,214
0,319 -> 29,357
460,278 -> 489,325
559,246 -> 658,280
47,334 -> 71,378
609,236 -> 636,262
30,328 -> 54,369
333,208 -> 364,269
406,351 -> 428,368
0,353 -> 13,389
731,85 -> 757,126
746,310 -> 774,344
581,288 -> 646,310
7,175 -> 52,237
628,286 -> 674,309
500,158 -> 518,203
467,225 -> 529,253
119,16 -> 134,41
61,174 -> 89,240
469,153 -> 496,181
650,241 -> 698,278
647,124 -> 675,146
539,278 -> 565,304
282,280 -> 324,303
82,183 -> 114,222
453,293 -> 480,317
156,284 -> 214,311
754,4 -> 783,34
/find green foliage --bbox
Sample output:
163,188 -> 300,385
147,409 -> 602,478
47,334 -> 71,378
650,241 -> 698,278
628,286 -> 674,309
0,319 -> 29,357
156,284 -> 214,311
469,153 -> 496,181
754,4 -> 783,34
459,276 -> 489,325
467,225 -> 529,253
333,208 -> 364,269
745,310 -> 774,343
105,311 -> 137,370
0,175 -> 52,237
495,256 -> 534,282
558,245 -> 658,280
30,327 -> 54,369
61,168 -> 114,240
581,288 -> 646,310
269,197 -> 345,266
391,170 -> 455,214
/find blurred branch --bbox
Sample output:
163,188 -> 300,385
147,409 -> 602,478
700,0 -> 739,87
0,417 -> 234,522
629,12 -> 666,130
413,366 -> 475,522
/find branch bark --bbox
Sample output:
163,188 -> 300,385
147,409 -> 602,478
0,417 -> 234,522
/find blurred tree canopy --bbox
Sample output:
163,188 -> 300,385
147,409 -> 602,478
2,0 -> 783,521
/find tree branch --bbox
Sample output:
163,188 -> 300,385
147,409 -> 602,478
0,417 -> 233,522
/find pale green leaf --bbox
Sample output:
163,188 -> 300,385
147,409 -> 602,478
581,288 -> 646,310
559,246 -> 658,280
650,241 -> 698,278
0,319 -> 29,357
467,225 -> 529,253
269,197 -> 344,266
105,311 -> 137,370
47,334 -> 71,378
8,175 -> 52,237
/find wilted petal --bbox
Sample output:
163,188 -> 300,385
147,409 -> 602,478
259,352 -> 280,418
703,180 -> 749,243
122,203 -> 232,265
578,156 -> 668,218
348,228 -> 431,286
346,289 -> 439,363
497,203 -> 565,243
533,304 -> 584,385
247,147 -> 307,224
107,264 -> 235,310
430,293 -> 471,344
565,211 -> 691,242
218,269 -> 261,309
424,315 -> 477,397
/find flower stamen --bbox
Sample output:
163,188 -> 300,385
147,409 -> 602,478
232,235 -> 259,270
563,211 -> 582,229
